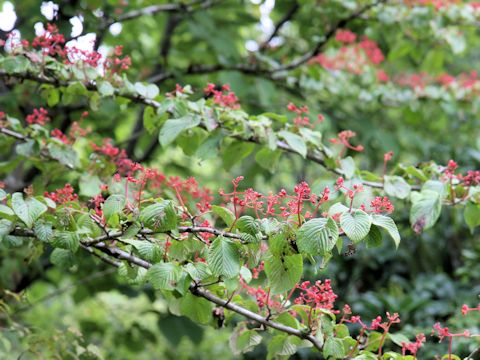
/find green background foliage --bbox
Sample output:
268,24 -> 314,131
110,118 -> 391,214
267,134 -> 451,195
1,0 -> 480,359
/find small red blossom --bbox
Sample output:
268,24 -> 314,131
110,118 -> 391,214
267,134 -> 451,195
461,303 -> 480,315
26,108 -> 50,125
51,129 -> 69,144
330,130 -> 364,152
370,196 -> 394,214
252,261 -> 265,279
335,29 -> 357,44
401,333 -> 426,358
44,184 -> 78,204
32,23 -> 65,56
461,170 -> 480,186
377,69 -> 389,82
294,279 -> 338,311
384,151 -> 394,162
204,83 -> 239,109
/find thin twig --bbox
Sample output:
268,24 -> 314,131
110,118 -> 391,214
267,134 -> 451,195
259,2 -> 300,52
103,0 -> 220,28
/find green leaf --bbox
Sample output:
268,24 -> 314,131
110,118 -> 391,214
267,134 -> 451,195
79,174 -> 103,197
41,86 -> 60,107
180,292 -> 212,324
34,221 -> 53,242
11,193 -> 48,228
134,83 -> 159,99
339,156 -> 355,179
297,217 -> 339,256
159,115 -> 201,147
184,262 -> 212,281
278,130 -> 307,158
404,165 -> 428,181
145,84 -> 159,99
384,175 -> 411,199
103,194 -> 126,220
232,329 -> 262,355
3,56 -> 29,73
267,335 -> 301,359
211,205 -> 236,227
51,231 -> 80,252
264,253 -> 303,294
50,248 -> 76,268
195,130 -> 223,160
323,337 -> 346,359
139,201 -> 177,231
441,354 -> 461,360
222,141 -> 255,169
340,210 -> 372,243
410,189 -> 442,233
328,202 -> 349,217
335,324 -> 350,338
47,142 -> 79,168
118,262 -> 147,285
147,262 -> 182,290
371,214 -> 401,248
236,216 -> 261,236
255,148 -> 281,173
268,231 -> 288,256
143,106 -> 164,134
0,204 -> 14,218
97,81 -> 115,96
388,333 -> 410,347
0,219 -> 14,242
207,236 -> 240,279
123,239 -> 162,262
464,202 -> 480,234
15,140 -> 35,157
365,224 -> 382,249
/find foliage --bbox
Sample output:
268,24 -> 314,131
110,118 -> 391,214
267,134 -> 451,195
1,0 -> 480,359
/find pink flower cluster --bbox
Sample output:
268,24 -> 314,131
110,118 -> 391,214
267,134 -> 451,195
401,333 -> 426,358
443,159 -> 480,187
287,102 -> 324,127
44,183 -> 78,204
240,278 -> 282,311
370,196 -> 395,214
219,179 -> 330,221
26,108 -> 50,125
204,83 -> 240,109
294,280 -> 338,311
313,32 -> 384,74
10,24 -> 130,75
330,130 -> 364,152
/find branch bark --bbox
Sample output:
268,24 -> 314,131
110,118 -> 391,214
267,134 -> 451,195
83,240 -> 324,351
103,0 -> 220,28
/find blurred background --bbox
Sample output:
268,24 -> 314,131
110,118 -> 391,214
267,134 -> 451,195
1,0 -> 480,358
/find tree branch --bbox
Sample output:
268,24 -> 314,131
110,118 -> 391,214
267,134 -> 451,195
0,127 -> 27,140
103,0 -> 220,28
13,224 -> 263,246
258,2 -> 300,52
83,241 -> 323,351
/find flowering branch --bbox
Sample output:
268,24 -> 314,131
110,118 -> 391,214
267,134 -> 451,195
69,238 -> 326,351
